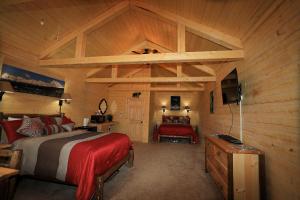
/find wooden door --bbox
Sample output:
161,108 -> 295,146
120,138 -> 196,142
127,98 -> 144,142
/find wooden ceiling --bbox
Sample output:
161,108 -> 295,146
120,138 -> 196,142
0,0 -> 274,57
0,0 -> 278,89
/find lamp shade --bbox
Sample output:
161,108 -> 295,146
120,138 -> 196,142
0,81 -> 14,93
60,93 -> 72,100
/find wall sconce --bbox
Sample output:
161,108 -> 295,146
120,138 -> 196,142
184,106 -> 191,115
59,93 -> 72,115
161,105 -> 167,115
0,81 -> 14,101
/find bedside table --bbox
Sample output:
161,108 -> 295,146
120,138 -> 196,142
75,126 -> 97,132
89,121 -> 117,133
0,167 -> 19,200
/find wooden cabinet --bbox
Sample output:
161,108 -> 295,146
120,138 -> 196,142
90,122 -> 117,133
205,136 -> 264,200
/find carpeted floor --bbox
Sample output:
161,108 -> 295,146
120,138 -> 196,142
13,142 -> 222,200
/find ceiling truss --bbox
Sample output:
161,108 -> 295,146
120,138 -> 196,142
38,0 -> 245,88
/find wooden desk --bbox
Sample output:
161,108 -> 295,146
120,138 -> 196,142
0,167 -> 19,200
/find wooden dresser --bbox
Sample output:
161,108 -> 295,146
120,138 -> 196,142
205,135 -> 264,200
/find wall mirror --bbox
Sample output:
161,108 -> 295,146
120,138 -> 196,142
98,98 -> 108,115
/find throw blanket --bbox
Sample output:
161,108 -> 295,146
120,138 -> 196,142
153,124 -> 199,144
13,130 -> 132,200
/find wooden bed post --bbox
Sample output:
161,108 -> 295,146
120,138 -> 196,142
95,176 -> 104,200
126,149 -> 134,168
94,149 -> 134,200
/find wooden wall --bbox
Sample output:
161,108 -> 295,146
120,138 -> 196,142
107,68 -> 151,143
199,1 -> 300,199
149,91 -> 201,142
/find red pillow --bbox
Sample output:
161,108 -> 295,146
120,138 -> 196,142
62,116 -> 74,125
1,120 -> 27,143
42,116 -> 56,125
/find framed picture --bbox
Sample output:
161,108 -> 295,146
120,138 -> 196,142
170,96 -> 180,110
210,91 -> 214,113
1,64 -> 65,98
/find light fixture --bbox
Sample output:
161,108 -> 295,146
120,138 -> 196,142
184,106 -> 191,115
0,81 -> 14,101
161,105 -> 167,115
59,93 -> 72,115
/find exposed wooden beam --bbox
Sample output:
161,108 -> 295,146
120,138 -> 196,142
177,64 -> 182,77
108,66 -> 145,87
86,40 -> 147,78
75,33 -> 86,58
111,65 -> 118,78
150,87 -> 204,91
86,76 -> 216,83
108,86 -> 204,91
191,64 -> 216,76
0,0 -> 34,6
40,50 -> 244,66
133,1 -> 242,49
40,1 -> 129,59
177,23 -> 186,52
158,63 -> 204,88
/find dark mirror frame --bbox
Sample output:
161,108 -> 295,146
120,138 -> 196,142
98,98 -> 108,115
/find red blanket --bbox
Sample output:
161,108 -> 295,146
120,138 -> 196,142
66,133 -> 132,200
153,124 -> 199,144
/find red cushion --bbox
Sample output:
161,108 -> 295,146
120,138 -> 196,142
1,120 -> 27,143
42,116 -> 55,125
62,116 -> 74,125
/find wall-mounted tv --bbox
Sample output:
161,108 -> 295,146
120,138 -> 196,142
221,68 -> 240,104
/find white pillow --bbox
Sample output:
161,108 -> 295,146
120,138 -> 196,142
8,117 -> 21,121
61,123 -> 75,132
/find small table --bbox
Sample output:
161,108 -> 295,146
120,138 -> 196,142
89,121 -> 117,133
75,126 -> 98,132
0,167 -> 19,200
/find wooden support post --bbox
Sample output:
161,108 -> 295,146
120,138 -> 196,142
111,65 -> 118,78
95,176 -> 104,200
126,149 -> 134,168
75,33 -> 86,58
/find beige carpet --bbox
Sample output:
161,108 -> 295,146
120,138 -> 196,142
14,142 -> 222,200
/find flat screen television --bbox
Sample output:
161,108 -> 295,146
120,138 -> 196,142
221,68 -> 240,104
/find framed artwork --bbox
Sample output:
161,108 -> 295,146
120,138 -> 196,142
170,96 -> 180,110
210,91 -> 214,113
1,64 -> 65,98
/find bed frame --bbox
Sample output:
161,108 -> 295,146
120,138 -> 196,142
0,113 -> 134,200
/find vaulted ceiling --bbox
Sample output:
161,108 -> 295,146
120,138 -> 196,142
0,0 -> 274,57
0,0 -> 277,89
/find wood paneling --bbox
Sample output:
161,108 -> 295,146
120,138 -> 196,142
200,1 -> 300,199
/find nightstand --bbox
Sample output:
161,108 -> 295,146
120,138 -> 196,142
0,167 -> 19,200
75,126 -> 98,132
89,121 -> 117,133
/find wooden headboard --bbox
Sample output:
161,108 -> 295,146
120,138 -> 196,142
0,113 -> 62,120
162,115 -> 190,125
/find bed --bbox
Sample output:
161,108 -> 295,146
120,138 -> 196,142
153,115 -> 199,144
0,113 -> 134,200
